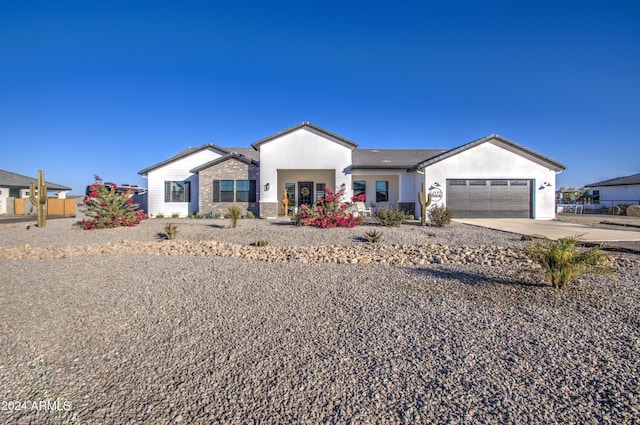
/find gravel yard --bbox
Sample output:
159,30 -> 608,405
1,218 -> 639,424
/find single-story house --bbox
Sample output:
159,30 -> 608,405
138,122 -> 565,220
0,169 -> 71,215
584,173 -> 640,209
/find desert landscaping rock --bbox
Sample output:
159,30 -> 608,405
1,218 -> 638,424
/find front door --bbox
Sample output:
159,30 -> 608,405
298,182 -> 314,207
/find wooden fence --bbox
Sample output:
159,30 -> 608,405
13,198 -> 76,216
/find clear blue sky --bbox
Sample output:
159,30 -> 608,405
1,0 -> 638,194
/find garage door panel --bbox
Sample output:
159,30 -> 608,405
447,179 -> 531,218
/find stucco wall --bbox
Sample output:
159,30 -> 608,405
595,185 -> 640,204
256,128 -> 354,218
422,141 -> 559,219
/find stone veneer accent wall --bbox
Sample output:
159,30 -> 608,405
197,158 -> 260,217
259,202 -> 278,219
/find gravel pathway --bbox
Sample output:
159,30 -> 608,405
1,218 -> 639,424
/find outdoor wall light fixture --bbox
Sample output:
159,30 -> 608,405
264,183 -> 270,191
433,182 -> 441,187
538,182 -> 552,190
340,183 -> 346,190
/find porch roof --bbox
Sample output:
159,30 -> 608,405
352,149 -> 446,169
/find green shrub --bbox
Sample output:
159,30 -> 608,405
521,235 -> 613,289
171,212 -> 180,218
164,223 -> 178,240
228,205 -> 243,228
428,205 -> 453,227
254,240 -> 268,247
374,207 -> 408,227
155,213 -> 165,219
246,211 -> 255,219
190,212 -> 204,219
363,229 -> 383,243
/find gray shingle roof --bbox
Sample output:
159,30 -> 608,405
410,134 -> 566,171
0,169 -> 71,191
190,153 -> 259,174
138,143 -> 229,175
585,173 -> 640,187
352,149 -> 446,169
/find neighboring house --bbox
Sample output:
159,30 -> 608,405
138,122 -> 565,219
584,173 -> 640,209
0,169 -> 71,215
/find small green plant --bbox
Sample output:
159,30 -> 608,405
190,211 -> 204,219
254,240 -> 268,247
428,205 -> 453,227
374,207 -> 408,227
164,223 -> 178,240
363,229 -> 383,243
206,210 -> 220,219
246,211 -> 255,219
521,235 -> 613,289
171,212 -> 180,218
228,205 -> 243,228
156,213 -> 165,219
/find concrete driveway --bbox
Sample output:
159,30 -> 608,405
455,218 -> 640,250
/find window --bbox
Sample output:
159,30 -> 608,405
592,190 -> 600,203
316,183 -> 326,201
236,180 -> 250,202
353,180 -> 366,197
164,181 -> 190,202
449,180 -> 467,186
213,179 -> 257,202
221,180 -> 234,202
376,181 -> 388,202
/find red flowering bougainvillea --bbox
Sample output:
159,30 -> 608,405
351,193 -> 366,203
292,187 -> 362,228
80,175 -> 147,230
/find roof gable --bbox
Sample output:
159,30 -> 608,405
585,172 -> 640,187
411,134 -> 566,171
251,122 -> 358,151
0,169 -> 71,191
138,143 -> 229,175
190,153 -> 259,174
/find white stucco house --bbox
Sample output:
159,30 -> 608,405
138,122 -> 565,220
584,173 -> 640,210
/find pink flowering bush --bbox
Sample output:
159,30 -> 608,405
292,187 -> 362,228
351,193 -> 366,203
80,175 -> 147,230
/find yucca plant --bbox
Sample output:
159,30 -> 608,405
164,223 -> 178,240
228,205 -> 243,228
363,229 -> 383,243
521,235 -> 612,289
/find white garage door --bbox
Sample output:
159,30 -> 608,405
446,179 -> 532,218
